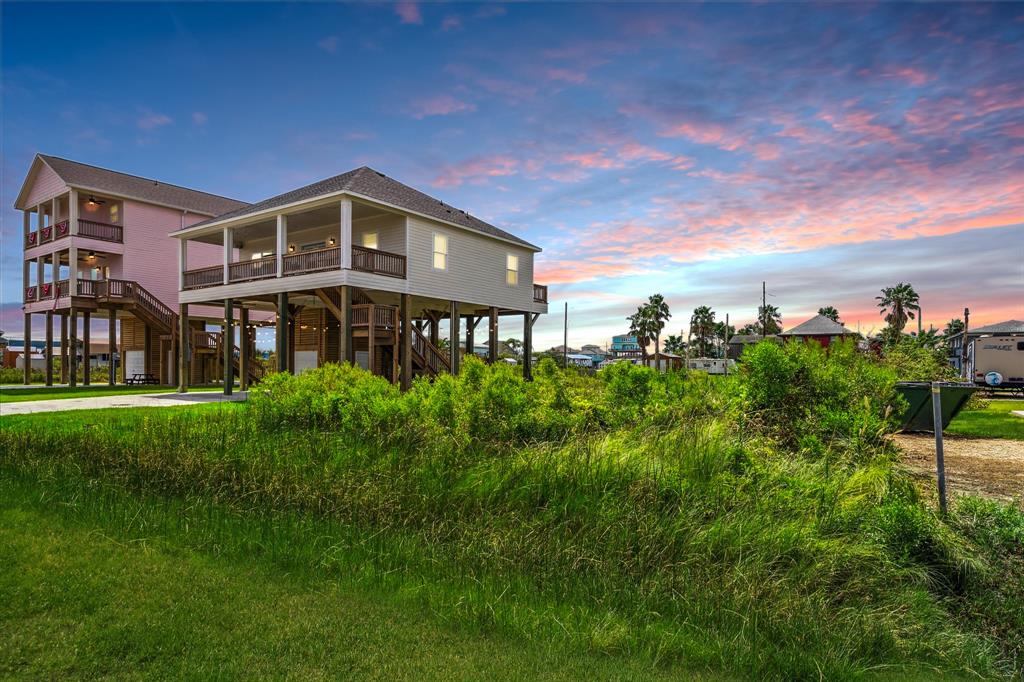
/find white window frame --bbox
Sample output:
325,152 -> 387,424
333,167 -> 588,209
432,232 -> 448,271
506,253 -> 519,286
361,231 -> 379,250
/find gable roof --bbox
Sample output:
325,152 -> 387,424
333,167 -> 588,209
779,314 -> 855,337
15,154 -> 249,217
970,319 -> 1024,335
181,166 -> 539,250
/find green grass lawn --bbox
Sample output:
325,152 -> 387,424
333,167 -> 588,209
0,402 -> 245,430
0,484 -> 721,681
947,400 -> 1024,441
0,384 -> 223,403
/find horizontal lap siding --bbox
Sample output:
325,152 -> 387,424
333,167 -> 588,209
24,163 -> 67,207
406,217 -> 534,310
354,214 -> 404,253
122,201 -> 220,309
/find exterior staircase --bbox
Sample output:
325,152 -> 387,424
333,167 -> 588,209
96,279 -> 178,336
411,324 -> 450,377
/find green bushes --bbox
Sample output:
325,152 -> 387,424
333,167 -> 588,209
740,340 -> 902,459
2,353 -> 1023,678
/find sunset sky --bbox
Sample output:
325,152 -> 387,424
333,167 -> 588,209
2,2 -> 1022,349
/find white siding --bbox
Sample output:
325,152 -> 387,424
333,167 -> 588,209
405,216 -> 534,310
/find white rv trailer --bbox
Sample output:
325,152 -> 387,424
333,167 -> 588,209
968,336 -> 1024,390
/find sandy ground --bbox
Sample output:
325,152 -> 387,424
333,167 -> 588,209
895,433 -> 1024,503
0,391 -> 247,416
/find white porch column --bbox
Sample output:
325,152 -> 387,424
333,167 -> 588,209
37,252 -> 45,292
340,198 -> 352,270
52,196 -> 60,235
37,204 -> 45,230
23,209 -> 30,242
178,239 -> 188,290
69,245 -> 79,293
222,227 -> 233,284
68,189 -> 79,235
276,214 -> 287,277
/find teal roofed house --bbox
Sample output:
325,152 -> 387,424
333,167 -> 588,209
611,334 -> 642,359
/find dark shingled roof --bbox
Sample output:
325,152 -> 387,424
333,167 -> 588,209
37,155 -> 248,216
971,319 -> 1024,335
183,166 -> 538,250
779,314 -> 855,337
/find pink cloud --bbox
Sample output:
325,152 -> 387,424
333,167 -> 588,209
658,120 -> 747,151
395,2 -> 422,25
410,94 -> 476,119
545,68 -> 587,84
432,155 -> 519,188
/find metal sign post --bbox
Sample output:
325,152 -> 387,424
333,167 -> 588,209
931,382 -> 948,515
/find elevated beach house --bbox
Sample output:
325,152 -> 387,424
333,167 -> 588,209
172,166 -> 548,392
16,154 -> 248,386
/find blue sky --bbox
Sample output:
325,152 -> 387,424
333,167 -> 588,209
3,2 -> 1022,349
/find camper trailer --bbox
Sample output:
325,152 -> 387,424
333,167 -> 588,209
685,357 -> 736,375
968,336 -> 1024,390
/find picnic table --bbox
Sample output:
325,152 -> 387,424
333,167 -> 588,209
125,373 -> 160,386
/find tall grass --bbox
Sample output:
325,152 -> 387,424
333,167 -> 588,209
2,351 -> 1022,679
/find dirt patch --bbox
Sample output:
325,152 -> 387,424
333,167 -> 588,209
895,433 -> 1024,504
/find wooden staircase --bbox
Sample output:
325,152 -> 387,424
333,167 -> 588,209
97,279 -> 178,336
411,324 -> 450,377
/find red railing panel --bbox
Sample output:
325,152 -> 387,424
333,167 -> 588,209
25,285 -> 37,302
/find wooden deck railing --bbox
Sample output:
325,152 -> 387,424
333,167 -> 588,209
533,284 -> 548,304
76,279 -> 98,297
40,282 -> 53,299
25,231 -> 38,247
24,285 -> 37,302
40,225 -> 53,243
55,220 -> 71,239
183,265 -> 224,290
351,304 -> 398,330
352,245 -> 406,278
229,255 -> 276,283
77,219 -> 123,242
283,246 -> 340,276
56,279 -> 69,297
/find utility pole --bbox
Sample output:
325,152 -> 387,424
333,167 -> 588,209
724,313 -> 730,376
563,301 -> 568,369
961,307 -> 970,379
761,281 -> 767,338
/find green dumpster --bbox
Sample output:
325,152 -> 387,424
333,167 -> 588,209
894,382 -> 978,432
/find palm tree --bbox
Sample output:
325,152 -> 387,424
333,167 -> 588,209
943,318 -> 964,339
876,282 -> 920,333
738,322 -> 760,336
627,306 -> 655,367
758,304 -> 782,335
646,294 -> 671,369
664,334 -> 686,355
818,306 -> 842,324
505,338 -> 523,357
689,306 -> 717,357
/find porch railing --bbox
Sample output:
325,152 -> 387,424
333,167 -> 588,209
56,279 -> 69,297
283,246 -> 340,276
25,231 -> 38,247
351,304 -> 398,330
77,219 -> 123,242
25,285 -> 37,302
77,279 -> 99,297
229,255 -> 277,283
352,245 -> 406,278
183,265 -> 223,290
533,284 -> 548,304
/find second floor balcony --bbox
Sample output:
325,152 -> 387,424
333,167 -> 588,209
25,219 -> 124,247
182,244 -> 407,290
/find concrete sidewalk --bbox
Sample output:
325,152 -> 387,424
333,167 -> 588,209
0,391 -> 247,416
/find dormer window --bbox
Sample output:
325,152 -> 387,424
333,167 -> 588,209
432,233 -> 448,270
506,254 -> 519,286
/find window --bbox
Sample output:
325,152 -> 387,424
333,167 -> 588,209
506,253 -> 519,286
1017,341 -> 1024,351
301,241 -> 326,251
251,251 -> 274,260
432,233 -> 448,270
362,232 -> 378,250
109,204 -> 119,224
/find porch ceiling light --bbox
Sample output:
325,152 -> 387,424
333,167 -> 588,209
288,244 -> 296,252
328,236 -> 336,246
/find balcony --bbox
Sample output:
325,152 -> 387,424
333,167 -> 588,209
25,219 -> 123,248
182,246 -> 408,290
533,284 -> 548,304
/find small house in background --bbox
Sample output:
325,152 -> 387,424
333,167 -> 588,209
726,333 -> 763,360
565,353 -> 595,368
778,314 -> 854,348
652,351 -> 683,371
580,343 -> 609,365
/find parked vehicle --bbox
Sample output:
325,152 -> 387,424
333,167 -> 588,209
968,335 -> 1024,390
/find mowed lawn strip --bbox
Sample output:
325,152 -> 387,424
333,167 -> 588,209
0,494 -> 726,681
947,400 -> 1024,441
0,402 -> 244,430
0,385 -> 223,404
